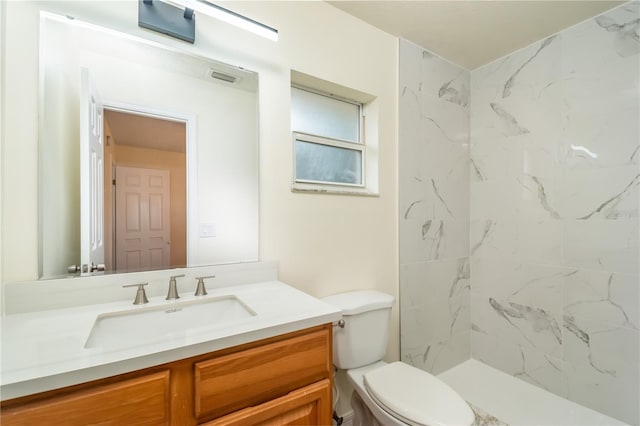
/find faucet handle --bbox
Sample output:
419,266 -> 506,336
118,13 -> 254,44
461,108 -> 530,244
166,274 -> 184,300
123,282 -> 149,305
194,275 -> 215,296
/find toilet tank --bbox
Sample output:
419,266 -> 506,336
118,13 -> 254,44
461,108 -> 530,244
322,290 -> 394,370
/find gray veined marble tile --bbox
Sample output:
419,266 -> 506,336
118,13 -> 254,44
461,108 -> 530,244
577,173 -> 639,220
563,269 -> 638,330
471,256 -> 568,315
439,72 -> 470,108
402,331 -> 470,376
472,293 -> 562,357
470,179 -> 521,222
594,7 -> 640,58
562,315 -> 639,424
563,315 -> 639,379
630,145 -> 640,164
516,175 -> 562,220
469,157 -> 487,182
399,137 -> 469,205
400,257 -> 470,310
418,48 -> 470,147
563,356 -> 639,425
471,330 -> 563,395
450,257 -> 471,300
401,295 -> 470,353
469,220 -> 516,258
489,102 -> 530,137
420,114 -> 465,144
470,220 -> 494,256
515,219 -> 562,264
559,167 -> 639,220
431,178 -> 455,218
489,299 -> 562,346
563,316 -> 615,377
563,219 -> 639,275
502,35 -> 559,99
468,140 -> 511,186
400,217 -> 469,263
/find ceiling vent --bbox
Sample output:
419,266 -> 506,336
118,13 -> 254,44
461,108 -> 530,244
207,69 -> 238,84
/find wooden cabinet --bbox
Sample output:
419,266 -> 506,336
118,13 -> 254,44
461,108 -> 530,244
204,379 -> 332,426
1,371 -> 171,426
194,328 -> 330,422
0,324 -> 333,426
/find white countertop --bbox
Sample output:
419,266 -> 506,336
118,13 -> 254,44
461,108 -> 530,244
0,281 -> 342,400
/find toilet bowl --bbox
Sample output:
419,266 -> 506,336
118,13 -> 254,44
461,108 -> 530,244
322,291 -> 474,426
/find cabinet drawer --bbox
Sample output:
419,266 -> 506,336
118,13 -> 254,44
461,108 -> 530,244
203,379 -> 332,426
1,370 -> 170,426
194,328 -> 331,421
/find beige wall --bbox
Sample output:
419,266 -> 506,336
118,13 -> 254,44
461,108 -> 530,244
1,0 -> 399,367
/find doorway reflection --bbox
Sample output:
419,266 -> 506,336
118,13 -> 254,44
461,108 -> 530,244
104,109 -> 187,273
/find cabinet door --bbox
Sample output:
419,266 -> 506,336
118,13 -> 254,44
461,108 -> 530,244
1,371 -> 170,426
203,379 -> 332,426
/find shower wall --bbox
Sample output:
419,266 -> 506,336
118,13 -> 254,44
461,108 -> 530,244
399,40 -> 471,374
470,3 -> 639,424
399,2 -> 639,424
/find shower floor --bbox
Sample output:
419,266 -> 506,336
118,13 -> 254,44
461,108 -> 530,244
438,359 -> 628,426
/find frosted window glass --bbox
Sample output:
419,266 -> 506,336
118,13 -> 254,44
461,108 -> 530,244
295,140 -> 362,185
291,87 -> 360,143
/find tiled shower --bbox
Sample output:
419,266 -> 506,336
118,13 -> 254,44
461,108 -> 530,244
399,2 -> 639,424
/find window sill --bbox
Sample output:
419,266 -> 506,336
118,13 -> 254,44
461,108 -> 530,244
291,182 -> 379,197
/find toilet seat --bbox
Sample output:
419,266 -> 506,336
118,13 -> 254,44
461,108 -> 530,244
364,362 -> 474,426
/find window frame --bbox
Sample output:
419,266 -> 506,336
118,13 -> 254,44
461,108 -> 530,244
292,131 -> 366,188
291,85 -> 366,190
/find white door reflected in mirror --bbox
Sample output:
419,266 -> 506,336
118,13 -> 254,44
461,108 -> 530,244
80,68 -> 106,275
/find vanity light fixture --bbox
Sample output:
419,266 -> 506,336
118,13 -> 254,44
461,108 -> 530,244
138,0 -> 196,43
171,0 -> 279,42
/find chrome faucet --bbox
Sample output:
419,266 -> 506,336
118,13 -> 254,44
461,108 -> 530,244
123,282 -> 149,305
194,275 -> 215,296
166,274 -> 185,300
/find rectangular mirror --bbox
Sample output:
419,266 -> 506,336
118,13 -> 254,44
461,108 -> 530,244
39,12 -> 259,279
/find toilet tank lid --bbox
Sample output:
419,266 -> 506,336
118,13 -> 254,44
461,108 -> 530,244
321,290 -> 394,315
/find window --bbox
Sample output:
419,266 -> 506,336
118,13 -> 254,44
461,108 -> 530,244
291,86 -> 368,192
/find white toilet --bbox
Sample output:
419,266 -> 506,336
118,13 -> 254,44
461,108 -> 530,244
322,290 -> 475,426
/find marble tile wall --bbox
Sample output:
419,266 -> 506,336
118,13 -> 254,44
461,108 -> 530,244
469,3 -> 639,424
399,40 -> 471,375
399,2 -> 639,423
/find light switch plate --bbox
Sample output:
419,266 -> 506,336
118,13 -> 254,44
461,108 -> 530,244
199,222 -> 216,238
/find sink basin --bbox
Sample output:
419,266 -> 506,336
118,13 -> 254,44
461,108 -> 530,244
84,295 -> 256,350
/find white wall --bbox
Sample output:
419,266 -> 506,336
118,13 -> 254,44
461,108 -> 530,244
0,0 -> 399,407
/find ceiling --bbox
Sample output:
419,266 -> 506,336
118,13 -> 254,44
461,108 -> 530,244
328,1 -> 625,69
104,110 -> 186,153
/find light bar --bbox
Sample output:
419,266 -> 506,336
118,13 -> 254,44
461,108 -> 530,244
173,0 -> 278,41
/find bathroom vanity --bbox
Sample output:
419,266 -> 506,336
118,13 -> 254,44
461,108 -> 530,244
1,325 -> 332,425
0,269 -> 341,426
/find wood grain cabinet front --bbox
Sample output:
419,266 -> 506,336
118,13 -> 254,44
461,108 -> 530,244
194,328 -> 331,422
203,379 -> 332,426
1,370 -> 171,426
0,324 -> 333,426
